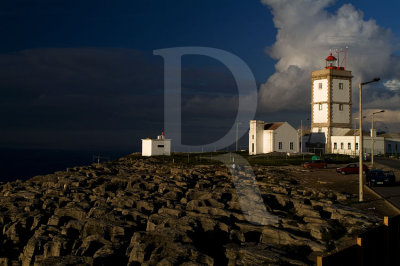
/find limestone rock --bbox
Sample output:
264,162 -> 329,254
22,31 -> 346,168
0,154 -> 381,265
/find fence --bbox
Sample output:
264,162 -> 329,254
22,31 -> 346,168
317,215 -> 400,266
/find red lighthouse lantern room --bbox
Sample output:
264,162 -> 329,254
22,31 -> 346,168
325,53 -> 337,69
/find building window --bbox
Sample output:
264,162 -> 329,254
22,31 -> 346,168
356,143 -> 359,150
340,142 -> 344,149
319,104 -> 322,110
318,127 -> 322,133
318,82 -> 322,89
339,82 -> 343,90
339,104 -> 343,111
278,142 -> 282,150
157,145 -> 164,148
334,142 -> 337,150
252,135 -> 254,140
252,143 -> 254,153
290,142 -> 294,150
388,144 -> 392,152
348,143 -> 351,150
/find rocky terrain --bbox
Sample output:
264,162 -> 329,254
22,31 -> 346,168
0,154 -> 381,265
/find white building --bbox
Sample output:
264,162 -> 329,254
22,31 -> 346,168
249,120 -> 299,155
311,53 -> 352,153
379,133 -> 400,155
248,51 -> 400,157
330,129 -> 384,156
141,132 -> 171,156
308,52 -> 400,156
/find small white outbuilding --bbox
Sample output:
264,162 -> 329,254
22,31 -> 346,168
249,120 -> 299,155
141,132 -> 171,156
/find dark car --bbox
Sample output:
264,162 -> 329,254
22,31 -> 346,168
366,170 -> 396,186
302,160 -> 327,169
336,163 -> 369,175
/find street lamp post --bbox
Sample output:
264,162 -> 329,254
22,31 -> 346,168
300,118 -> 309,155
353,117 -> 359,158
353,116 -> 365,157
371,110 -> 385,169
235,122 -> 242,152
359,78 -> 380,202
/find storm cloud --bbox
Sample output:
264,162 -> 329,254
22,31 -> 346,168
0,48 -> 240,150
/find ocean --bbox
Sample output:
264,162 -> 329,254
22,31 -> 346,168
0,148 -> 132,182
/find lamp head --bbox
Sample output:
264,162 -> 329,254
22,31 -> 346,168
373,78 -> 380,82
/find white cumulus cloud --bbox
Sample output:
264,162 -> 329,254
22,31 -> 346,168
259,0 -> 400,115
384,79 -> 400,91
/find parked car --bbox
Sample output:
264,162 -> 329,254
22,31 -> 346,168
336,163 -> 369,175
385,171 -> 396,183
366,170 -> 396,186
302,160 -> 327,169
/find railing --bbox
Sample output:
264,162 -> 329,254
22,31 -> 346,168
317,215 -> 400,266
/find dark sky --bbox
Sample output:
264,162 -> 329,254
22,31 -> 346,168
0,0 -> 276,151
1,0 -> 400,152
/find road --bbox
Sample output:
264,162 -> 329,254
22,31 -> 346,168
371,158 -> 400,211
375,157 -> 400,170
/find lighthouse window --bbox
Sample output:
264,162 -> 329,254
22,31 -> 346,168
339,82 -> 344,90
157,145 -> 164,148
318,83 -> 322,89
319,104 -> 322,110
339,104 -> 343,111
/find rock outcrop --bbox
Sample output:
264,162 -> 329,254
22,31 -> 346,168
0,154 -> 380,265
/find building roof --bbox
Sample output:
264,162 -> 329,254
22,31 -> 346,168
141,138 -> 171,141
342,129 -> 371,137
325,53 -> 337,61
343,129 -> 358,136
264,122 -> 284,130
333,128 -> 352,136
378,132 -> 400,138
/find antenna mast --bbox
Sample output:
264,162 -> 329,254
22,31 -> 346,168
335,47 -> 349,69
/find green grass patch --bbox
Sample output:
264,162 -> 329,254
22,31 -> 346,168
125,151 -> 359,167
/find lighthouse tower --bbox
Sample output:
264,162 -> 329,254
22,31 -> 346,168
311,52 -> 353,153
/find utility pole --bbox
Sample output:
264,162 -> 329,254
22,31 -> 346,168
301,120 -> 304,161
359,78 -> 380,202
235,122 -> 241,152
371,110 -> 385,169
354,119 -> 357,158
300,118 -> 309,157
359,82 -> 363,202
353,116 -> 364,157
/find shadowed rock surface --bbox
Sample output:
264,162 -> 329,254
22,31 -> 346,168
0,154 -> 380,265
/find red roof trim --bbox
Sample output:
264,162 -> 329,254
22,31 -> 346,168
325,53 -> 337,61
